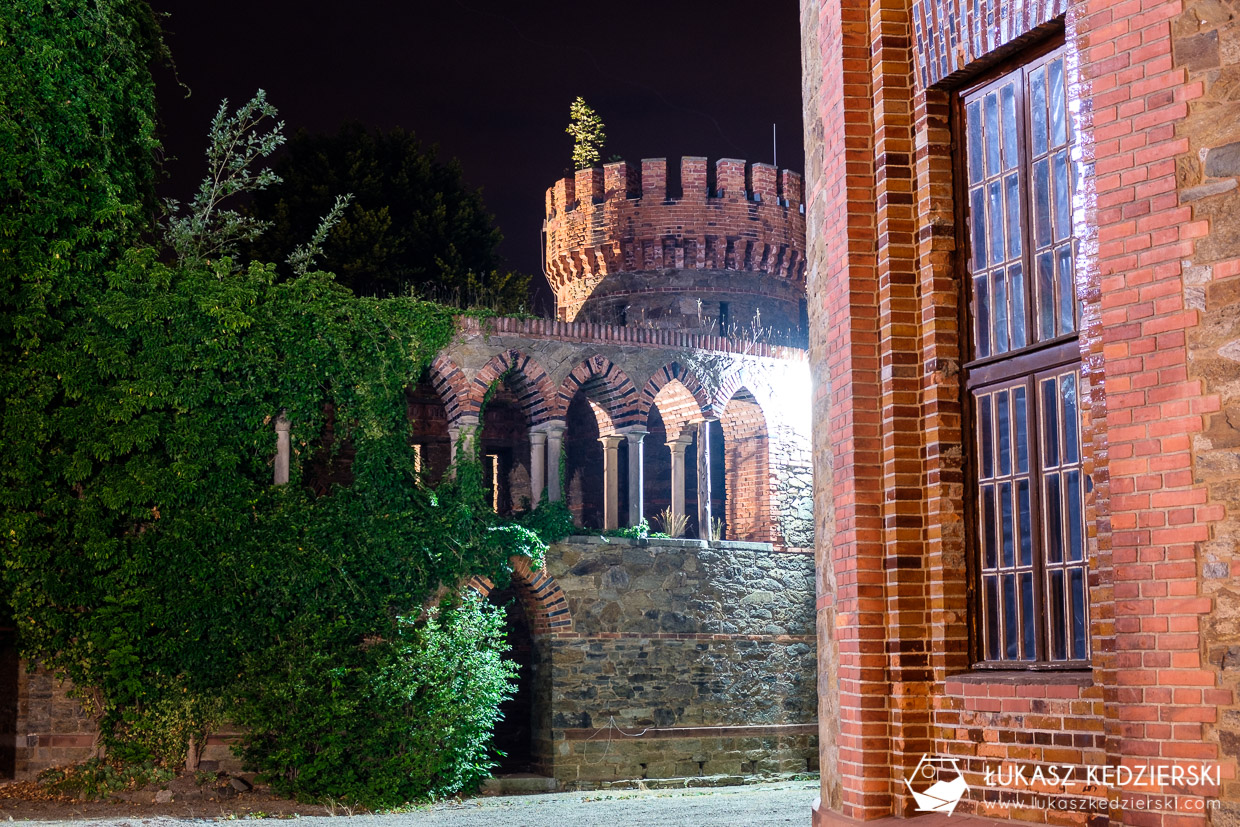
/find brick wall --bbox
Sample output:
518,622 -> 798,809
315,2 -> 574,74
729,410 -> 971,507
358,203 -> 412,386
800,0 -> 1240,820
544,158 -> 807,336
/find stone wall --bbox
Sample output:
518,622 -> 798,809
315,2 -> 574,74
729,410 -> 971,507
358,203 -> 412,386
528,537 -> 818,788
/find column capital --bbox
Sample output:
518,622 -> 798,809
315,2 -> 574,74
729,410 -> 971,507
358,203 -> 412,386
531,418 -> 568,435
529,429 -> 548,445
598,434 -> 625,448
668,433 -> 695,449
618,425 -> 649,440
447,413 -> 480,432
275,411 -> 291,433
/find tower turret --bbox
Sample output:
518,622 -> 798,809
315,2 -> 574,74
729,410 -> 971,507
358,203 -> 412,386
544,157 -> 806,337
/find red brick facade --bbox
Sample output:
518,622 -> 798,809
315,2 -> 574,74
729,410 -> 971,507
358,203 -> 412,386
801,0 -> 1240,822
544,157 -> 808,336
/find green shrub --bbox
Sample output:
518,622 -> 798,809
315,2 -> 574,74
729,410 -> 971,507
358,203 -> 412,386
233,593 -> 516,805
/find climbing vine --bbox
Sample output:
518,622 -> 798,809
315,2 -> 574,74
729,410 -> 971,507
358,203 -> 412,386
1,0 -> 550,807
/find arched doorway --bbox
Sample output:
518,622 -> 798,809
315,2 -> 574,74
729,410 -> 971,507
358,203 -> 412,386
406,375 -> 451,485
478,380 -> 532,516
644,379 -> 704,537
487,585 -> 538,773
719,388 -> 772,541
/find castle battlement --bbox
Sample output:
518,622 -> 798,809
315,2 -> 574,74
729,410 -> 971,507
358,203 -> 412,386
543,157 -> 807,329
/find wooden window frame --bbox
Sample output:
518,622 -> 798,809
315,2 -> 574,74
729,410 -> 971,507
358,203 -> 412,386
955,36 -> 1090,670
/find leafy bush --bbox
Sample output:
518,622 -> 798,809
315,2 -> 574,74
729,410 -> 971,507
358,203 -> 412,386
1,2 -> 541,809
234,593 -> 516,804
39,759 -> 174,800
517,499 -> 576,545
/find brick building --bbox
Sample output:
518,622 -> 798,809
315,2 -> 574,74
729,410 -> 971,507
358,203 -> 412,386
4,156 -> 823,790
800,0 -> 1240,823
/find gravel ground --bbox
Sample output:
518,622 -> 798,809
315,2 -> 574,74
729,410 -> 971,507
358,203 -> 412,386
9,780 -> 818,826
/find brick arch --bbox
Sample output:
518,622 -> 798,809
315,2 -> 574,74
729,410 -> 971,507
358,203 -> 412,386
639,363 -> 713,423
718,387 -> 772,543
466,350 -> 557,425
464,557 -> 573,635
427,354 -> 470,422
554,355 -> 641,432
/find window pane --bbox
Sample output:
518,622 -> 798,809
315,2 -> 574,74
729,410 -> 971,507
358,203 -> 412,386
1018,479 -> 1032,566
967,100 -> 984,184
1010,263 -> 1026,349
1057,243 -> 1075,335
1062,372 -> 1079,464
1049,570 -> 1066,660
1001,83 -> 1019,170
985,92 -> 1001,177
1045,473 -> 1063,564
971,187 -> 988,271
1013,385 -> 1028,473
1037,251 -> 1055,340
1042,377 -> 1059,468
994,267 -> 1009,353
1005,173 -> 1022,258
1066,469 -> 1083,562
974,274 -> 991,359
1049,57 -> 1067,149
982,483 -> 997,568
980,394 -> 994,478
1000,480 -> 1014,567
986,576 -> 1000,661
1021,572 -> 1035,660
1003,574 -> 1018,659
1033,158 -> 1051,249
1053,149 -> 1071,242
1070,567 -> 1086,659
997,390 -> 1011,476
989,179 -> 1005,265
1030,65 -> 1048,157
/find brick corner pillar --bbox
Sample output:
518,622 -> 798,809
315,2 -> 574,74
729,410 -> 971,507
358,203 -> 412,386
273,412 -> 291,485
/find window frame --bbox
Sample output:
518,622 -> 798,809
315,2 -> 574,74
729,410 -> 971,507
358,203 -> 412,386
954,35 -> 1091,671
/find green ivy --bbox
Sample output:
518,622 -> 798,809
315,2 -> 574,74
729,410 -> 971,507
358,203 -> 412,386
1,0 -> 547,808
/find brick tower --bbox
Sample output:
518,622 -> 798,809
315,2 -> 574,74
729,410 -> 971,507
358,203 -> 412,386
543,157 -> 806,338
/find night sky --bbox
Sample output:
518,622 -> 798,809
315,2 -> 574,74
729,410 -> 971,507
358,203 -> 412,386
148,1 -> 804,305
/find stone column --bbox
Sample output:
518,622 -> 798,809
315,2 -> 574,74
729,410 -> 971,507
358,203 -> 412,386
599,434 -> 624,530
447,414 -> 480,475
274,412 -> 291,485
621,427 -> 648,527
668,433 -> 695,534
529,430 -> 547,507
544,420 -> 567,502
697,419 -> 716,542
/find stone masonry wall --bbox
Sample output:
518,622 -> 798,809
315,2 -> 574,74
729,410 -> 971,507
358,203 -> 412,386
536,537 -> 818,788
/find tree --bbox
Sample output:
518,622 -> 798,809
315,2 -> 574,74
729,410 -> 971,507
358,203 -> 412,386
247,124 -> 530,309
566,96 -> 606,170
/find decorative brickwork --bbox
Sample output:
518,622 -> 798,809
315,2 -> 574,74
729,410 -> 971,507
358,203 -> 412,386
544,157 -> 808,336
554,355 -> 642,430
465,349 -> 557,425
466,556 -> 574,636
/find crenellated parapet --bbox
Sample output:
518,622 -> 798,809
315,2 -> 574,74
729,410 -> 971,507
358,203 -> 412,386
543,157 -> 807,335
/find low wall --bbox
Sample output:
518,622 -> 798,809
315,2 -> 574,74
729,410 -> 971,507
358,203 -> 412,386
534,537 -> 818,788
